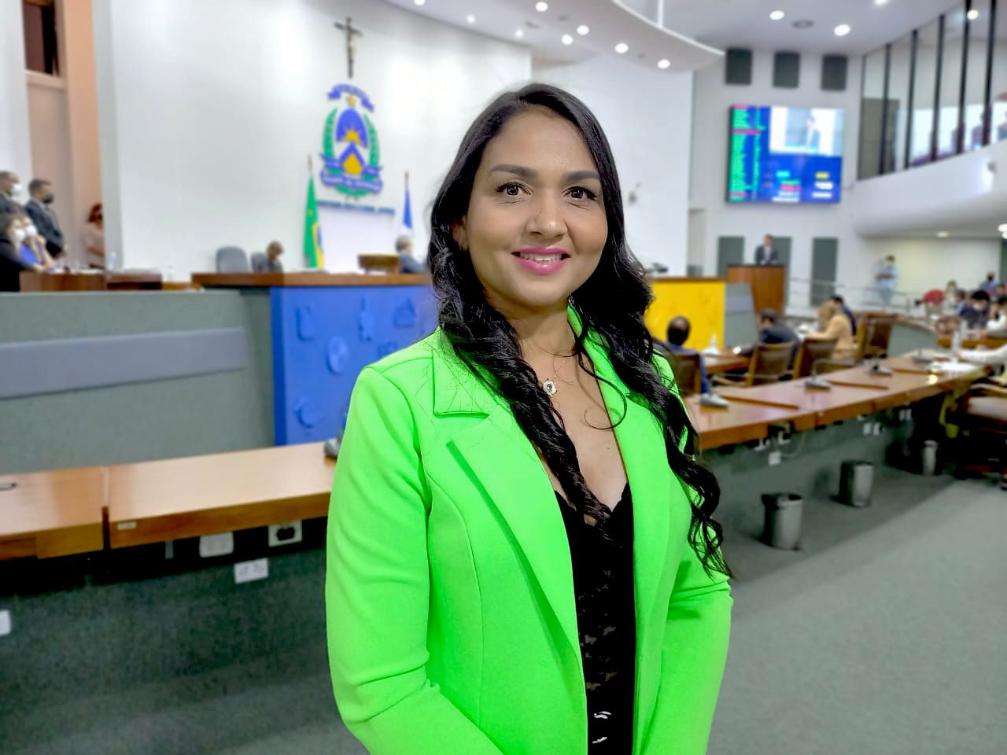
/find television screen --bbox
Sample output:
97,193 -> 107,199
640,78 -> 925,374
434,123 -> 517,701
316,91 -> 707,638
727,105 -> 844,204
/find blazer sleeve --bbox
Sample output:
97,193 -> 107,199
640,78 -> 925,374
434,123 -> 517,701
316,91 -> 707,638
649,351 -> 733,753
325,367 -> 504,755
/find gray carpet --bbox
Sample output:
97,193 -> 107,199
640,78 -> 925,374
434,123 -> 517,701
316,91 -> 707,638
3,475 -> 1002,754
711,476 -> 1006,755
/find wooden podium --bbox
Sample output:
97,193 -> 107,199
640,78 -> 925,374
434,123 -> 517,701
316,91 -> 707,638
726,265 -> 785,316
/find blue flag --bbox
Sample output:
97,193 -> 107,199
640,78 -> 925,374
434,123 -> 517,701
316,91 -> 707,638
401,172 -> 413,235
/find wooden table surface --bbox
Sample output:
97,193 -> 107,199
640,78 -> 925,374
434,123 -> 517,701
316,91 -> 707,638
191,272 -> 430,288
0,467 -> 106,559
20,271 -> 163,291
106,442 -> 334,548
936,333 -> 1007,349
703,352 -> 750,375
685,396 -> 800,449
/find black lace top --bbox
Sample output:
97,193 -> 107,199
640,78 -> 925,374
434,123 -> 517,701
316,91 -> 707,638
555,484 -> 636,753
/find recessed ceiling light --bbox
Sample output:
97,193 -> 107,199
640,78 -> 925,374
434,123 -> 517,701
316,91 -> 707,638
834,24 -> 851,37
967,9 -> 979,20
874,0 -> 889,6
535,1 -> 548,12
514,28 -> 524,39
561,33 -> 573,45
413,0 -> 425,6
657,58 -> 671,70
577,24 -> 589,36
793,19 -> 813,29
770,10 -> 785,21
614,42 -> 629,54
466,14 -> 476,24
937,231 -> 949,238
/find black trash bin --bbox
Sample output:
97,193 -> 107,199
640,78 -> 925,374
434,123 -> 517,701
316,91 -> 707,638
761,493 -> 803,550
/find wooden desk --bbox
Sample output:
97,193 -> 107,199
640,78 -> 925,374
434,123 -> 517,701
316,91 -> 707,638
106,443 -> 335,548
704,352 -> 750,375
0,467 -> 106,559
192,272 -> 429,288
726,265 -> 785,315
937,334 -> 1007,349
686,396 -> 799,450
19,271 -> 163,291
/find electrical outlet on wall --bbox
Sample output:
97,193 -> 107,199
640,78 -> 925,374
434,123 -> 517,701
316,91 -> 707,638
199,532 -> 234,558
268,521 -> 303,547
234,558 -> 269,584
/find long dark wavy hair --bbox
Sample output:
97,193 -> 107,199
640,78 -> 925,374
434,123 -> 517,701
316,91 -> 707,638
427,83 -> 729,577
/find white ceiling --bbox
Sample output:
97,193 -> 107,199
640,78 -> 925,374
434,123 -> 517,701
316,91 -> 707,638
383,0 -> 968,72
661,0 -> 965,55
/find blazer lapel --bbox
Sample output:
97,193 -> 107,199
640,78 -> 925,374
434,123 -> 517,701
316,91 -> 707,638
430,334 -> 581,657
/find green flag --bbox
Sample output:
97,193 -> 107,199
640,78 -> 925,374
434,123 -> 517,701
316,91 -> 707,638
303,177 -> 324,269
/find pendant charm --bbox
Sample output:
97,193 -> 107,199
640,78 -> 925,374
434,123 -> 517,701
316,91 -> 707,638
542,379 -> 557,396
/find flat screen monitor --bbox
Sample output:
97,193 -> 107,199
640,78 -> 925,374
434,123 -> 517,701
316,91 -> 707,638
727,105 -> 844,204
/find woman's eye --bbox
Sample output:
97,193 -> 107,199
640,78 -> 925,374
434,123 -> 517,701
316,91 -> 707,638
568,186 -> 597,201
497,182 -> 525,197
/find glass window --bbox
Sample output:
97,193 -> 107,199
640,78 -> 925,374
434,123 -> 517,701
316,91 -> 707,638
937,7 -> 967,158
859,47 -> 887,179
910,20 -> 940,166
963,0 -> 992,150
993,0 -> 1007,144
888,33 -> 914,171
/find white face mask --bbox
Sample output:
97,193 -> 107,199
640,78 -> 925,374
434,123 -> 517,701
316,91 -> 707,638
13,228 -> 27,244
26,224 -> 38,236
11,183 -> 23,196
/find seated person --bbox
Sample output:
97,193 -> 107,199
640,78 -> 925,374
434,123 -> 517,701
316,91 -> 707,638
758,308 -> 798,345
395,234 -> 425,274
0,211 -> 38,291
252,240 -> 284,272
810,299 -> 856,357
959,342 -> 1007,366
958,289 -> 991,329
830,295 -> 857,334
986,296 -> 1007,337
662,316 -> 710,395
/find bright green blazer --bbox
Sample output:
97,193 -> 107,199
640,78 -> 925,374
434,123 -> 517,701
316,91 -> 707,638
326,321 -> 732,754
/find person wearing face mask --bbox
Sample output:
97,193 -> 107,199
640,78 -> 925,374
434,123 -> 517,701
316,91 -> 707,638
0,171 -> 24,215
24,178 -> 66,259
16,215 -> 53,269
0,212 -> 38,291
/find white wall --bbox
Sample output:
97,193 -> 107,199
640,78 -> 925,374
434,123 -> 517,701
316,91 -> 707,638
689,49 -> 1002,311
93,0 -> 531,274
535,55 -> 693,274
0,3 -> 33,192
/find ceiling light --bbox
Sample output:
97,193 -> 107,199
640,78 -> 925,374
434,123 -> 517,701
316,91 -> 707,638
770,10 -> 785,21
577,24 -> 589,36
466,14 -> 476,24
413,0 -> 425,6
834,24 -> 851,37
514,28 -> 524,39
937,231 -> 949,238
874,0 -> 889,6
657,59 -> 671,70
561,33 -> 573,45
967,9 -> 979,20
614,42 -> 629,54
535,1 -> 548,12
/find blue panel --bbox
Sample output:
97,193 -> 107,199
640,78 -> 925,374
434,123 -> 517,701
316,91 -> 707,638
270,285 -> 437,445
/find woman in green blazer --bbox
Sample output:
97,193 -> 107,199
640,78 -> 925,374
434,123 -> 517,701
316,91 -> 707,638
327,83 -> 731,754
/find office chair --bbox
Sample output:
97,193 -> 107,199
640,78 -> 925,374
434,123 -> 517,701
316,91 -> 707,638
215,246 -> 250,273
713,341 -> 794,387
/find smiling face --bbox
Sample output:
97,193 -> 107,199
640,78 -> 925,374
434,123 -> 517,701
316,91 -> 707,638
453,107 -> 608,320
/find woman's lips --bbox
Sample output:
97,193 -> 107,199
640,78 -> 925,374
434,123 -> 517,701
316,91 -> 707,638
511,247 -> 570,275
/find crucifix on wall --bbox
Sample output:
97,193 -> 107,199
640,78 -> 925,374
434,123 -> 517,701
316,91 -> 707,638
333,17 -> 363,80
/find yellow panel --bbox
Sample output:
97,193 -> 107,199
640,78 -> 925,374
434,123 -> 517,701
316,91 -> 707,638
645,280 -> 725,351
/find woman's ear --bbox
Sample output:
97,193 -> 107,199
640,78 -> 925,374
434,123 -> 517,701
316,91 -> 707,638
451,217 -> 468,251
